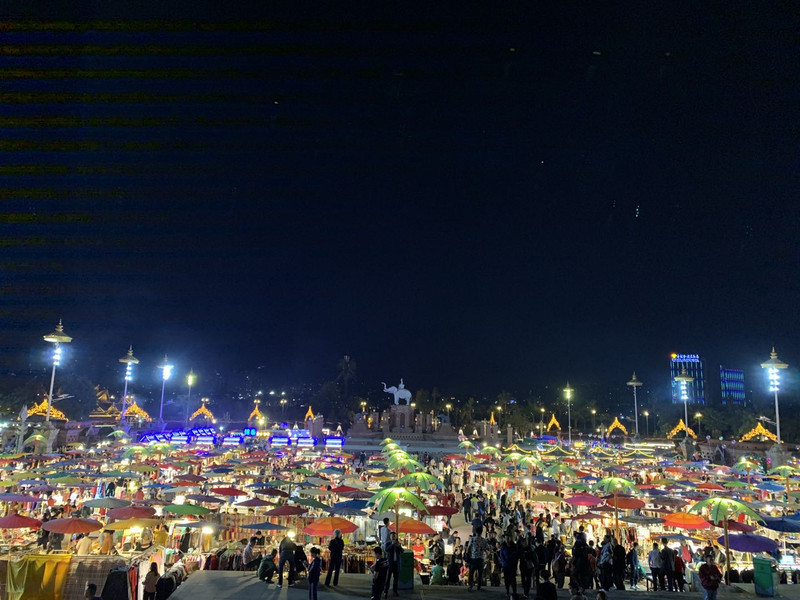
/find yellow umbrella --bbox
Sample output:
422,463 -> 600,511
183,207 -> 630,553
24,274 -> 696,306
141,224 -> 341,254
531,493 -> 562,504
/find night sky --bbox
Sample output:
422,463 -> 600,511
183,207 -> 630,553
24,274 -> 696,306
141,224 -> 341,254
1,4 -> 798,401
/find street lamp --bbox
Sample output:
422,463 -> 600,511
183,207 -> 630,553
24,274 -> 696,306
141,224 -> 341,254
674,367 -> 694,437
446,403 -> 452,415
563,382 -> 574,445
591,409 -> 597,433
539,407 -> 545,436
643,410 -> 650,437
43,320 -> 72,422
157,355 -> 173,427
626,372 -> 643,438
118,346 -> 139,426
280,397 -> 287,416
360,400 -> 367,413
184,369 -> 196,426
761,347 -> 789,445
694,412 -> 703,438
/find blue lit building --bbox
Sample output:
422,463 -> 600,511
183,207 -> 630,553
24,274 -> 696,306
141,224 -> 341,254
670,353 -> 706,404
720,366 -> 746,405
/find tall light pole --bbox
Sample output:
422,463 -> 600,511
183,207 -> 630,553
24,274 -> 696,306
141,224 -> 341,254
563,382 -> 573,445
674,367 -> 694,437
591,408 -> 597,433
627,372 -> 643,439
643,410 -> 650,437
694,412 -> 703,438
118,346 -> 139,426
761,348 -> 788,445
157,355 -> 173,427
43,320 -> 72,422
185,369 -> 196,426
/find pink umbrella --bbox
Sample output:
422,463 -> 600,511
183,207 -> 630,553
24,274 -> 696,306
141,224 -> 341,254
209,487 -> 248,497
237,498 -> 273,508
565,494 -> 602,507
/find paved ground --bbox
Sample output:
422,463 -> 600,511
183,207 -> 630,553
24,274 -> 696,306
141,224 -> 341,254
169,570 -> 800,600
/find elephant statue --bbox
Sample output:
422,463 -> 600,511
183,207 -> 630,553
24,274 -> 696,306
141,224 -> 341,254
382,380 -> 413,405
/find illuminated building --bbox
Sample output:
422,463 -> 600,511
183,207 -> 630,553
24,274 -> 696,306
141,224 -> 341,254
669,353 -> 705,404
719,366 -> 746,405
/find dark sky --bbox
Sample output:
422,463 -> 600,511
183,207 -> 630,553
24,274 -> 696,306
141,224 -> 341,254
1,3 -> 798,401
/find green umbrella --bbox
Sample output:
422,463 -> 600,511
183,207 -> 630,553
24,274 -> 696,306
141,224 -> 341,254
395,473 -> 445,491
594,476 -> 638,540
370,487 -> 427,535
544,463 -> 577,501
379,438 -> 395,446
291,497 -> 332,511
83,497 -> 130,509
723,481 -> 748,489
689,497 -> 763,584
293,468 -> 315,476
164,503 -> 211,515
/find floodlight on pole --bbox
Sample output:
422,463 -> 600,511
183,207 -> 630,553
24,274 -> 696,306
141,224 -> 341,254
626,372 -> 643,438
43,320 -> 72,422
185,369 -> 196,426
761,347 -> 788,445
118,346 -> 139,426
157,355 -> 173,426
563,382 -> 574,445
674,367 -> 694,437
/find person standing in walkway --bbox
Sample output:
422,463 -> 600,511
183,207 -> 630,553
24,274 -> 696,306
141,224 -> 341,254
384,532 -> 403,598
647,541 -> 663,591
307,547 -> 322,600
612,538 -> 626,590
499,533 -> 519,599
370,546 -> 390,600
277,534 -> 297,588
626,542 -> 640,590
660,538 -> 676,592
325,529 -> 344,587
143,562 -> 159,600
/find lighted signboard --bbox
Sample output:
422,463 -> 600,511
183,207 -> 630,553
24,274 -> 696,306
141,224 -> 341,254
270,435 -> 291,447
171,433 -> 190,444
195,435 -> 216,445
243,427 -> 257,436
222,435 -> 243,446
324,436 -> 344,449
296,436 -> 315,447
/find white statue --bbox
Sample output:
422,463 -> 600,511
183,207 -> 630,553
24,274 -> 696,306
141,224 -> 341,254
382,379 -> 413,405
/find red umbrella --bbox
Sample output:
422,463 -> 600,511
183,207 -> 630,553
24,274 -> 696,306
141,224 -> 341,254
605,496 -> 645,510
534,484 -> 559,492
330,485 -> 358,494
42,517 -> 103,534
265,505 -> 307,517
0,514 -> 42,529
236,498 -> 273,508
421,505 -> 459,516
210,487 -> 248,497
574,512 -> 608,520
254,488 -> 289,498
713,519 -> 757,533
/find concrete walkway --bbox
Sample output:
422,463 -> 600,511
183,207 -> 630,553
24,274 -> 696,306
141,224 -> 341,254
168,569 -> 800,600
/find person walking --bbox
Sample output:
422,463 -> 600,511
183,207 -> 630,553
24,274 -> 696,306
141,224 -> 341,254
499,533 -> 519,600
467,526 -> 488,591
597,536 -> 613,591
519,536 -> 536,599
325,529 -> 344,587
674,551 -> 687,592
307,547 -> 322,600
699,555 -> 723,600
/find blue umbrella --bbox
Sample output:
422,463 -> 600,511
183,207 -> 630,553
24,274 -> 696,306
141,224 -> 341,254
756,482 -> 785,492
333,499 -> 369,510
761,517 -> 800,533
718,534 -> 778,554
241,521 -> 287,530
